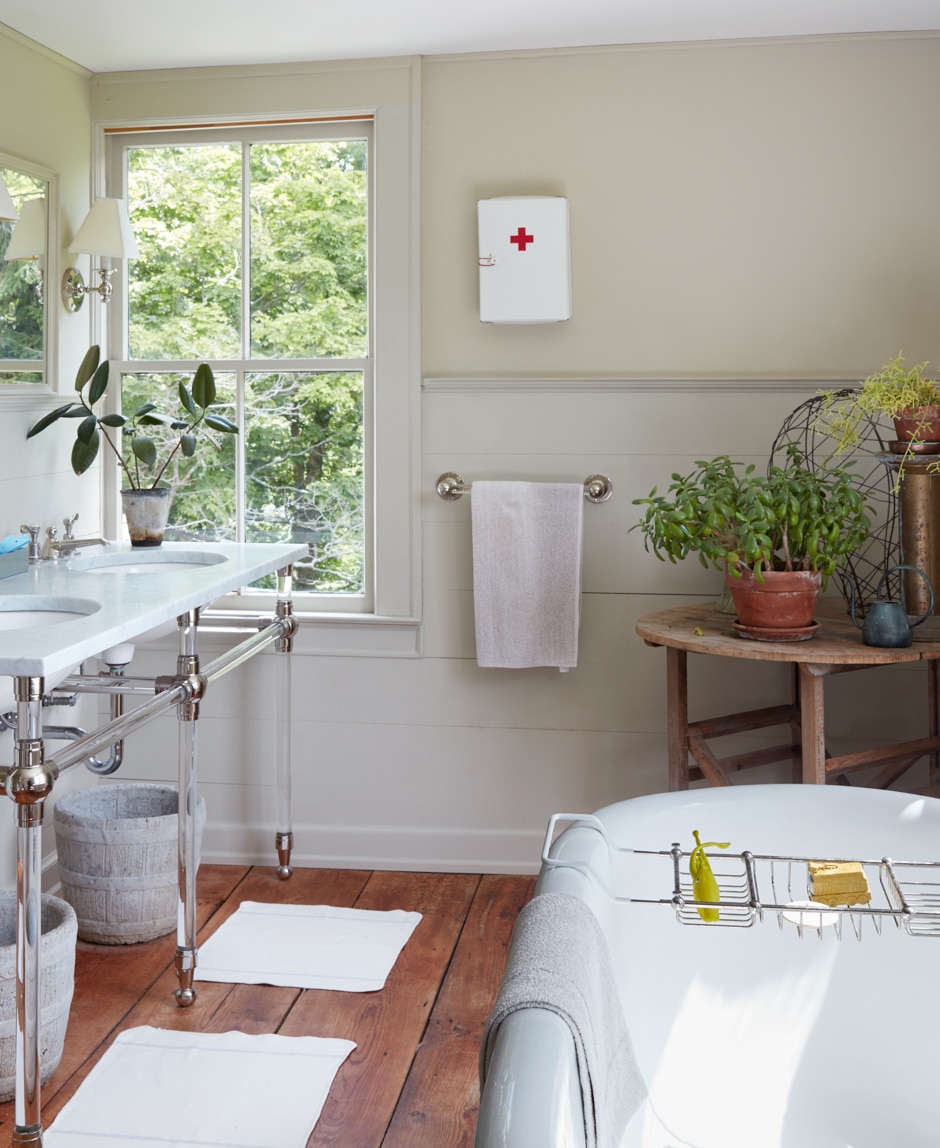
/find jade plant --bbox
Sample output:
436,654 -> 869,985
26,345 -> 238,489
632,446 -> 871,584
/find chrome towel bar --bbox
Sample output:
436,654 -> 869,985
436,472 -> 613,503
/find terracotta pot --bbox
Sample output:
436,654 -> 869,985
893,405 -> 940,444
121,487 -> 171,547
725,568 -> 822,630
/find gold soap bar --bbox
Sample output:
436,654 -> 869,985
809,860 -> 871,907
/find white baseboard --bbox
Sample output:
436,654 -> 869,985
39,822 -> 547,888
201,821 -> 545,875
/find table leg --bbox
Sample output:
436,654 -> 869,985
788,664 -> 803,783
666,647 -> 690,791
175,610 -> 201,1007
929,661 -> 940,789
799,666 -> 827,784
10,675 -> 52,1146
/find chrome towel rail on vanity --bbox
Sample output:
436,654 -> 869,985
435,472 -> 613,503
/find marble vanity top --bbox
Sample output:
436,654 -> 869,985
0,540 -> 307,681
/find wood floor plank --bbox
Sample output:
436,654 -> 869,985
28,866 -> 372,1129
279,871 -> 480,1148
195,865 -> 373,942
382,874 -> 536,1148
0,865 -> 532,1148
0,864 -> 249,1142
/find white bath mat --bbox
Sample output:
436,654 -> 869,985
44,1025 -> 355,1148
194,901 -> 423,991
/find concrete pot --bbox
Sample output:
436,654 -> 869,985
121,487 -> 171,547
54,784 -> 206,945
0,893 -> 77,1101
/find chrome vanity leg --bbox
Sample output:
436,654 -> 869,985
175,610 -> 201,1007
275,565 -> 295,880
9,676 -> 54,1146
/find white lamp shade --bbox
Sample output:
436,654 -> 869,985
69,197 -> 139,260
5,198 -> 45,260
0,175 -> 19,222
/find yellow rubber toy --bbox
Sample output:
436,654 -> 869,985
689,829 -> 730,921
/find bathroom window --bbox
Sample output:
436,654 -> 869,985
103,118 -> 402,611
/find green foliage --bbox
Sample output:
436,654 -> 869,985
127,145 -> 243,359
126,140 -> 367,361
243,371 -> 363,592
817,353 -> 940,455
26,346 -> 237,489
0,166 -> 45,370
632,446 -> 872,585
123,369 -> 364,593
121,137 -> 368,593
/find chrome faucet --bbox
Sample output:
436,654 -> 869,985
38,515 -> 109,560
19,524 -> 42,563
44,534 -> 110,560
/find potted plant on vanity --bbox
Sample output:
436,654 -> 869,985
27,346 -> 238,546
632,447 -> 872,639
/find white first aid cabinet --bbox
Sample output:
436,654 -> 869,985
478,196 -> 571,324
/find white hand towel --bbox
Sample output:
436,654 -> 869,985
472,481 -> 584,669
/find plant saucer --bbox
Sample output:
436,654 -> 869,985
888,439 -> 940,454
732,620 -> 819,642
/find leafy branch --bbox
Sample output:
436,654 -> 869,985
632,446 -> 871,587
27,346 -> 237,490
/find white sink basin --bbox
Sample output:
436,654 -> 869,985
68,550 -> 229,575
0,596 -> 101,631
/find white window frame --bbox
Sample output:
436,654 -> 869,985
91,100 -> 420,652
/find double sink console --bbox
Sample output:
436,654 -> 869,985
0,539 -> 307,1145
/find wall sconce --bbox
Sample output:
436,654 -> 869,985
0,174 -> 18,222
5,198 -> 46,303
62,197 -> 139,312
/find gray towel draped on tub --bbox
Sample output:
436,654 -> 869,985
480,891 -> 647,1148
471,481 -> 584,669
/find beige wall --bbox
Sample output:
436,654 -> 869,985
0,27 -> 99,888
423,35 -> 940,378
1,31 -> 938,879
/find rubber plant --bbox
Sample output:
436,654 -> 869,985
26,345 -> 238,488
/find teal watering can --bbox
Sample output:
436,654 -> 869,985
849,565 -> 934,648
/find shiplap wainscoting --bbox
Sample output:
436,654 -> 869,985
89,379 -> 930,876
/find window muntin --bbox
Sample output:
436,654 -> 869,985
113,123 -> 371,602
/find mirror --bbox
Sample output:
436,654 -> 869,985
0,152 -> 54,388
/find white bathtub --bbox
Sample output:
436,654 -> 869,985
476,784 -> 940,1148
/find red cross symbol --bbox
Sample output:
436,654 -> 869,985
509,227 -> 534,251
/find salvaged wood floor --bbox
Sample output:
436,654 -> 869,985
0,866 -> 535,1148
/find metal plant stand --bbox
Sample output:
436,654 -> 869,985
3,564 -> 297,1145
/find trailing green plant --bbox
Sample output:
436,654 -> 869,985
26,345 -> 238,490
632,446 -> 871,585
816,353 -> 940,456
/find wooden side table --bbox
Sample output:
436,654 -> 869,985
636,598 -> 940,791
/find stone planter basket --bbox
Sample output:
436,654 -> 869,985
54,783 -> 206,945
0,893 -> 76,1101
